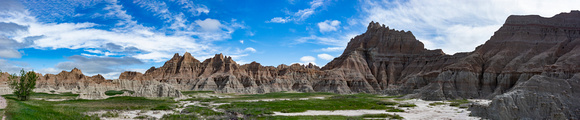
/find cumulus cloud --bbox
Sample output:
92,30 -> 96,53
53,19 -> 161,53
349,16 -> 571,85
195,18 -> 222,31
54,55 -> 143,77
360,0 -> 580,54
317,53 -> 334,60
299,56 -> 316,65
317,20 -> 341,32
0,59 -> 32,73
268,0 -> 328,23
0,0 -> 247,63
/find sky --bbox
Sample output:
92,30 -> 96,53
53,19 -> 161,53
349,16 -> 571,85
0,0 -> 579,79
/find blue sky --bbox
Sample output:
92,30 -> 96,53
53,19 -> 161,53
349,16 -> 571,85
1,0 -> 579,79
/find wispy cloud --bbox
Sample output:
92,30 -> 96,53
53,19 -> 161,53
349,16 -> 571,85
0,0 -> 253,78
360,0 -> 580,54
268,0 -> 328,23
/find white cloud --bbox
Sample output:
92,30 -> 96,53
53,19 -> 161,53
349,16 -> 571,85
317,53 -> 334,60
317,20 -> 341,32
244,47 -> 257,52
0,49 -> 21,58
316,47 -> 344,52
361,0 -> 580,54
268,17 -> 288,23
300,56 -> 316,65
239,40 -> 244,44
195,18 -> 222,31
268,0 -> 328,23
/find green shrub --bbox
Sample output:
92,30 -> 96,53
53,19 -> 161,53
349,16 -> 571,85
151,105 -> 172,110
386,108 -> 405,112
361,113 -> 404,119
398,103 -> 417,107
376,101 -> 398,105
101,111 -> 119,117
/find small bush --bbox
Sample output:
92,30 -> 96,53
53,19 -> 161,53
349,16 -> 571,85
398,103 -> 417,107
377,101 -> 398,105
101,111 -> 119,117
104,90 -> 125,96
134,115 -> 151,119
151,105 -> 172,110
387,109 -> 405,112
361,113 -> 404,119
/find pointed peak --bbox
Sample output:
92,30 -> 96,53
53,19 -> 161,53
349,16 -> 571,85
183,52 -> 193,58
170,53 -> 181,60
71,68 -> 82,74
214,53 -> 224,59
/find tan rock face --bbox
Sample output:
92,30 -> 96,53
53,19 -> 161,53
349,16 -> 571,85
116,11 -> 580,100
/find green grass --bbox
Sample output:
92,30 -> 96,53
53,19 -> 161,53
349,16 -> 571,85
183,92 -> 336,103
376,101 -> 398,105
3,95 -> 99,120
181,91 -> 214,95
3,93 -> 176,120
101,111 -> 119,117
104,90 -> 135,96
429,102 -> 446,106
161,114 -> 199,120
386,108 -> 405,112
398,103 -> 417,107
219,93 -> 389,116
151,105 -> 173,110
31,92 -> 79,100
448,99 -> 470,107
361,114 -> 404,119
182,106 -> 224,116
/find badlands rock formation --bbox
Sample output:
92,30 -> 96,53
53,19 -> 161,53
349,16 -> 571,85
0,11 -> 578,119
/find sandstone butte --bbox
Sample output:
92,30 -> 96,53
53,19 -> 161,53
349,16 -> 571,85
1,11 -> 579,119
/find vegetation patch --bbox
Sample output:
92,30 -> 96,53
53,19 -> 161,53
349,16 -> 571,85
181,91 -> 214,95
219,93 -> 389,116
398,103 -> 417,107
182,105 -> 224,116
151,105 -> 173,110
32,92 -> 79,100
376,101 -> 398,105
2,94 -> 176,120
101,111 -> 119,117
361,113 -> 404,119
386,108 -> 405,112
104,90 -> 135,96
161,114 -> 198,119
448,99 -> 470,107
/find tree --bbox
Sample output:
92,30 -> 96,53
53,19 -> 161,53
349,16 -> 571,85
5,69 -> 38,101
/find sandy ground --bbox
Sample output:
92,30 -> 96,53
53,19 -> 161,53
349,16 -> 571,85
274,99 -> 486,120
0,96 -> 6,120
87,110 -> 174,120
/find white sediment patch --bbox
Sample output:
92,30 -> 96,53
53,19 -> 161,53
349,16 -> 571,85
469,99 -> 492,106
87,110 -> 174,120
273,99 -> 482,120
240,96 -> 326,102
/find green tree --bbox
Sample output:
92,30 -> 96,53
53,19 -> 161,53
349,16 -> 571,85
5,69 -> 38,101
